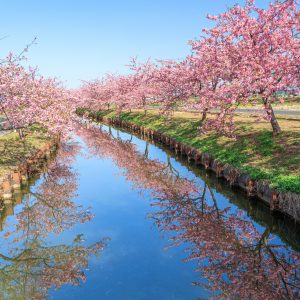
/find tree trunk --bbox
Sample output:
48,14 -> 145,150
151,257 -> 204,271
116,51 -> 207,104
18,128 -> 24,140
1,106 -> 14,131
263,99 -> 281,135
198,108 -> 208,133
144,109 -> 147,116
201,108 -> 208,123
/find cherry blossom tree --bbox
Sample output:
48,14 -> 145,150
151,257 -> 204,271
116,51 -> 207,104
189,0 -> 300,134
79,0 -> 300,136
0,53 -> 78,138
125,58 -> 157,114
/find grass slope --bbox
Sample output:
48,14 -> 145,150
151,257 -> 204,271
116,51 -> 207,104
82,108 -> 300,194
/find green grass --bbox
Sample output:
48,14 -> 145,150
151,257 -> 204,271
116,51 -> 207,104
0,125 -> 51,178
78,108 -> 300,194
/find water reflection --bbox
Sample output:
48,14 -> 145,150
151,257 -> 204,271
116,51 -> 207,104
78,124 -> 300,299
0,140 -> 107,299
0,122 -> 299,299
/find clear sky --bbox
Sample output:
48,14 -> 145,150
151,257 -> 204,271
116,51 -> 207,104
0,0 -> 269,88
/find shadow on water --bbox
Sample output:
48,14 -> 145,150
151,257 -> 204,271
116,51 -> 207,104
157,141 -> 300,252
77,122 -> 300,300
110,123 -> 300,252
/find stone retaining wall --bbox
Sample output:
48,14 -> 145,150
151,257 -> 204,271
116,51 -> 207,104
81,111 -> 300,223
0,138 -> 59,205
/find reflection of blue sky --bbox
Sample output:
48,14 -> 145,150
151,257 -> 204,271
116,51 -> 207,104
0,123 -> 296,299
48,127 -> 206,299
102,126 -> 291,250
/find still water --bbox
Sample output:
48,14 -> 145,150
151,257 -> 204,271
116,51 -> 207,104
0,123 -> 299,299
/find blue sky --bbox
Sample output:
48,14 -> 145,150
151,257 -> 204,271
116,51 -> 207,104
0,0 -> 268,88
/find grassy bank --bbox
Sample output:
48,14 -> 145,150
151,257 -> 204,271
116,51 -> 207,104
0,126 -> 51,178
80,108 -> 300,194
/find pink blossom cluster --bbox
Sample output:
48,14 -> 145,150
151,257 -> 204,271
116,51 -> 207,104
80,0 -> 300,135
0,53 -> 77,136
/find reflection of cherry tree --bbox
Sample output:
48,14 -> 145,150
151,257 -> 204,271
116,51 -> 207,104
77,125 -> 195,198
78,123 -> 300,299
152,193 -> 300,299
0,235 -> 105,300
0,141 -> 107,299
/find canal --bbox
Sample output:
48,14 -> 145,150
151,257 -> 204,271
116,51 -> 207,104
0,123 -> 299,299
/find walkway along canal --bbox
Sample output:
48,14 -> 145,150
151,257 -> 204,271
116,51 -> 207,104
0,122 -> 299,299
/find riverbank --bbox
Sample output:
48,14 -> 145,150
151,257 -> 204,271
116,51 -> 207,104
0,126 -> 58,201
78,108 -> 300,221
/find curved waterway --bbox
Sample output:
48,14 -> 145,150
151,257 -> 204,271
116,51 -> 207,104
0,123 -> 299,299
